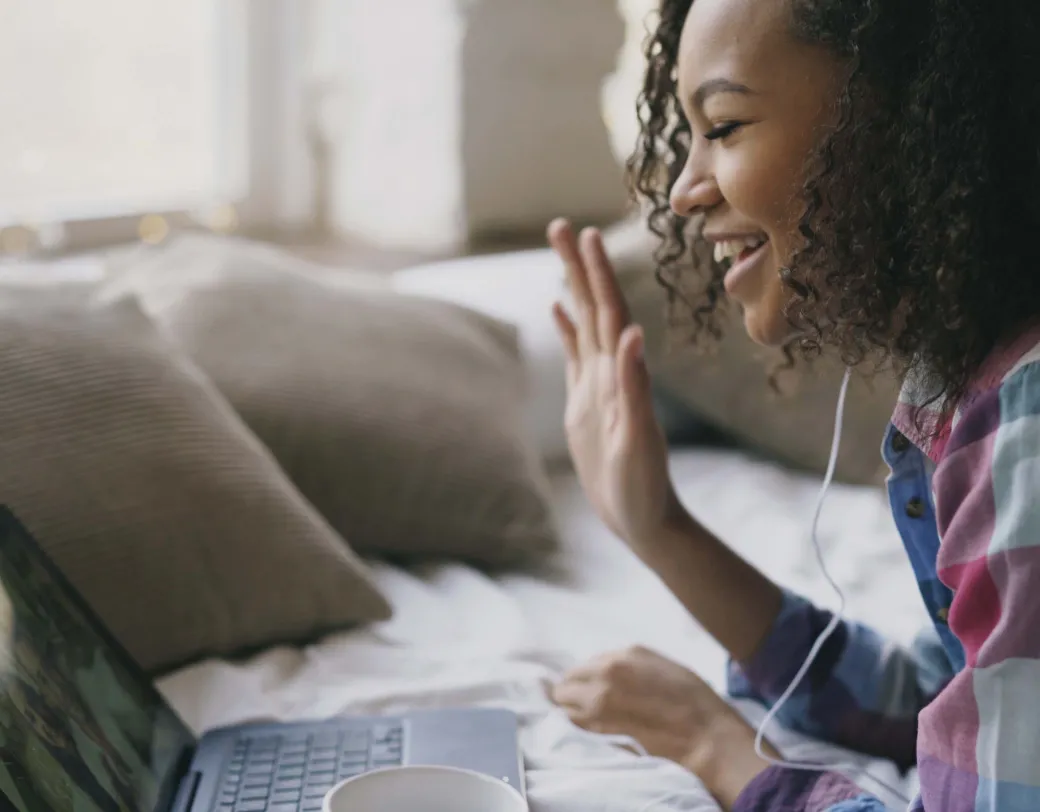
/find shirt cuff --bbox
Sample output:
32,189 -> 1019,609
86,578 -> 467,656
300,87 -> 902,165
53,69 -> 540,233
727,589 -> 817,702
733,766 -> 865,812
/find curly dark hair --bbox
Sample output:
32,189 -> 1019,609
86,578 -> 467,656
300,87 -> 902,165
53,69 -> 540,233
630,0 -> 1040,413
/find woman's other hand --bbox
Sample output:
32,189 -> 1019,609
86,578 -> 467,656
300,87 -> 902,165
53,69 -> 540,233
552,646 -> 777,810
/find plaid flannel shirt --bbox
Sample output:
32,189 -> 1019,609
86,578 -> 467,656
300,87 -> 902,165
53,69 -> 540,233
732,328 -> 1040,812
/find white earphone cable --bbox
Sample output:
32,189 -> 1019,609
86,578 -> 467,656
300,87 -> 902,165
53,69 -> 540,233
750,367 -> 911,807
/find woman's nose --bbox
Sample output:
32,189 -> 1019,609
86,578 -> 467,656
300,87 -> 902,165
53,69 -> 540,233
669,160 -> 722,218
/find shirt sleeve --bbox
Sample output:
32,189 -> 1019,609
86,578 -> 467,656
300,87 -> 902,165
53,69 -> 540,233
727,591 -> 953,770
733,767 -> 887,812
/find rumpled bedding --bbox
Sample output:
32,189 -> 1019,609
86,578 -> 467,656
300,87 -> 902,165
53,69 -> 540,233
159,449 -> 926,811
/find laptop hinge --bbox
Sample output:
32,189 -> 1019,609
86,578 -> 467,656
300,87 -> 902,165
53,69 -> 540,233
169,771 -> 201,812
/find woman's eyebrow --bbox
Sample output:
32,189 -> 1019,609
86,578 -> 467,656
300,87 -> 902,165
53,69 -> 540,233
692,78 -> 755,109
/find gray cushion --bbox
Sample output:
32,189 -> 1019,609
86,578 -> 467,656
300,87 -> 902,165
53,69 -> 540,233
107,237 -> 559,569
0,289 -> 390,672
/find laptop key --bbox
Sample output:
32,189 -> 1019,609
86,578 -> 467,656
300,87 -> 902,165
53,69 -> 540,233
342,732 -> 368,752
233,802 -> 269,812
312,731 -> 340,748
250,736 -> 281,750
370,743 -> 397,761
371,724 -> 399,742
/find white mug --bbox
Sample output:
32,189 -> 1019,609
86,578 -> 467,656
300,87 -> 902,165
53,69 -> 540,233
322,765 -> 528,812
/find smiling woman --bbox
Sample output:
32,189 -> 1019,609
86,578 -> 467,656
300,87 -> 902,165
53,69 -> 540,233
547,1 -> 1040,811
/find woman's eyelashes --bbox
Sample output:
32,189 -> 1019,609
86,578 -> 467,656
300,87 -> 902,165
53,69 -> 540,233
704,121 -> 744,141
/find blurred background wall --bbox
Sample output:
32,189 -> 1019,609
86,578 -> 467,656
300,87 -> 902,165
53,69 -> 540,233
0,0 -> 659,263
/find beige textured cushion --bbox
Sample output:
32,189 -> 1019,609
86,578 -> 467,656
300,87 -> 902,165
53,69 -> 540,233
106,237 -> 558,568
604,217 -> 899,486
0,290 -> 390,673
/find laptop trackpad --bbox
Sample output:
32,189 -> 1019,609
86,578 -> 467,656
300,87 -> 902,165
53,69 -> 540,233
405,709 -> 524,794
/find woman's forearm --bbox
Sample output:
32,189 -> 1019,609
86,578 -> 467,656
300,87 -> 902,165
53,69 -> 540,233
629,505 -> 784,663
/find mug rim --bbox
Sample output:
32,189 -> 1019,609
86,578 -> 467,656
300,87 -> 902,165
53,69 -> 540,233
323,764 -> 526,811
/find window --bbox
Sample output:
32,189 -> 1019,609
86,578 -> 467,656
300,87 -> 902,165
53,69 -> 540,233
602,0 -> 657,163
0,0 -> 311,256
0,0 -> 220,220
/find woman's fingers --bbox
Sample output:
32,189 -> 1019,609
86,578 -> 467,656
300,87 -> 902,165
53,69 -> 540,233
617,324 -> 651,425
548,218 -> 599,356
549,677 -> 588,709
580,227 -> 630,352
552,301 -> 580,387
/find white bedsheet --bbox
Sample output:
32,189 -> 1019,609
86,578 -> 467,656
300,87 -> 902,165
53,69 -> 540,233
158,449 -> 928,811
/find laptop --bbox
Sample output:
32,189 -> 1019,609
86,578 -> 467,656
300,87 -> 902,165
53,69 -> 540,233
0,507 -> 526,812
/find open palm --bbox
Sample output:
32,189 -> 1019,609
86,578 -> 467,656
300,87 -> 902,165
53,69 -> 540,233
548,219 -> 678,545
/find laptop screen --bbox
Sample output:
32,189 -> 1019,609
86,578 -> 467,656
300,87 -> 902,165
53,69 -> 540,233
0,510 -> 195,812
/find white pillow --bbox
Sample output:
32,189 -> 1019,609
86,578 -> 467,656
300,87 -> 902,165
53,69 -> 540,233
395,250 -> 571,464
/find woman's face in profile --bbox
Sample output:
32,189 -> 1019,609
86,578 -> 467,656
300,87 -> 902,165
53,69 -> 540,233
668,0 -> 845,346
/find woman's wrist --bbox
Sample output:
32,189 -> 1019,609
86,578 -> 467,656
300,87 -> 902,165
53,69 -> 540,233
626,486 -> 692,549
684,714 -> 776,811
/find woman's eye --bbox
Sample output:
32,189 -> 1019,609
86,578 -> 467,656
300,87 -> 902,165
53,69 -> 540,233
704,121 -> 743,141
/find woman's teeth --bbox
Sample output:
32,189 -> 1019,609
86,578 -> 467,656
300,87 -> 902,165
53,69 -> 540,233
713,237 -> 766,264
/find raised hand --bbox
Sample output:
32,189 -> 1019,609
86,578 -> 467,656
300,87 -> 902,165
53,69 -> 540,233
548,218 -> 681,546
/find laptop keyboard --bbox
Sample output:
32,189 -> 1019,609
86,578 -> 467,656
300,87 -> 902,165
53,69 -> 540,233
216,723 -> 405,812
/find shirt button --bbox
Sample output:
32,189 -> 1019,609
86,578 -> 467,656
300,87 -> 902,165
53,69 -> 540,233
891,431 -> 911,453
905,497 -> 926,519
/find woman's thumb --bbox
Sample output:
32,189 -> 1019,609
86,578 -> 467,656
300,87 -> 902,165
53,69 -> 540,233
617,325 -> 651,419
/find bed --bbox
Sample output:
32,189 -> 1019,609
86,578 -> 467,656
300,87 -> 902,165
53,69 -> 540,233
158,447 -> 926,811
3,243 -> 925,810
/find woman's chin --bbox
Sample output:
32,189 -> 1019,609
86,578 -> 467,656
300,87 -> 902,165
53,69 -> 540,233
741,303 -> 790,347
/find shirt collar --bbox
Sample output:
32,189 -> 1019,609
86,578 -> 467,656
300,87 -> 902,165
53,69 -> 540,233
890,324 -> 1040,464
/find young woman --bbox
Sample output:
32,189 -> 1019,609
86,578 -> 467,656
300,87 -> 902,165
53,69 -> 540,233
546,0 -> 1040,810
